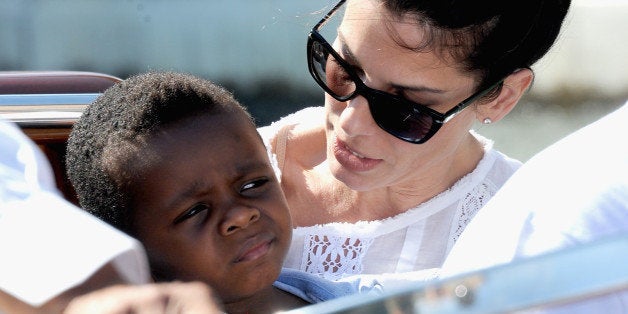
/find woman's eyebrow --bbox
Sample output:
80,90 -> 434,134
391,82 -> 446,94
337,31 -> 361,67
338,31 -> 445,95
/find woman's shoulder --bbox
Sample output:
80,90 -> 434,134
258,107 -> 324,137
259,106 -> 327,169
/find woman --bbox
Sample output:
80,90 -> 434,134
259,0 -> 571,280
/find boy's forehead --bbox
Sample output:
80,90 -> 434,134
142,111 -> 266,165
107,110 -> 261,179
125,113 -> 273,216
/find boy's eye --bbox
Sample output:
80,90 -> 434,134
174,203 -> 210,225
240,178 -> 269,193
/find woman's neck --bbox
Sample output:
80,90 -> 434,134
288,134 -> 485,226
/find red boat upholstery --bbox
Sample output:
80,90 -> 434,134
0,71 -> 121,204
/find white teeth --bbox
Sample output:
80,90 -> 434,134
351,150 -> 365,159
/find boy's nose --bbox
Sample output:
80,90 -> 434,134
220,205 -> 261,235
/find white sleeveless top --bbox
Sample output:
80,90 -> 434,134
259,107 -> 521,280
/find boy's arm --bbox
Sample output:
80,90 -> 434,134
1,266 -> 224,314
0,262 -> 126,314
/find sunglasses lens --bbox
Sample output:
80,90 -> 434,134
309,36 -> 436,144
310,40 -> 355,99
368,95 -> 435,143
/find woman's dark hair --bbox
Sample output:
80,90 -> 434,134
383,0 -> 571,91
66,71 -> 252,233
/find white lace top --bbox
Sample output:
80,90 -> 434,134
259,107 -> 521,281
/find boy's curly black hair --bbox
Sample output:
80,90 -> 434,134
66,71 -> 253,234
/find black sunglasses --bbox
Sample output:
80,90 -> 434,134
307,0 -> 503,144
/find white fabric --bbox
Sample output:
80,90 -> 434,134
0,119 -> 150,306
441,102 -> 628,312
259,106 -> 521,280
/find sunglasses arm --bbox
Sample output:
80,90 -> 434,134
441,102 -> 470,123
441,80 -> 505,124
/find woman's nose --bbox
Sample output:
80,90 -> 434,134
337,95 -> 377,138
219,205 -> 261,236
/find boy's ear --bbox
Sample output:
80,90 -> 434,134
477,68 -> 534,123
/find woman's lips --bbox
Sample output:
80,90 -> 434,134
234,235 -> 273,263
333,138 -> 382,172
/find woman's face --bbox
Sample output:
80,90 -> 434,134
127,112 -> 292,304
324,0 -> 482,191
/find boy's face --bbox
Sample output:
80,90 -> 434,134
127,111 -> 291,303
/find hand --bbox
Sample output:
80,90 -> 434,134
63,281 -> 223,314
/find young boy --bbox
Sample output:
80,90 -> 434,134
65,72 -> 379,313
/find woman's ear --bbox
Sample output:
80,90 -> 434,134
477,68 -> 534,123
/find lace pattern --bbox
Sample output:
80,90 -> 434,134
448,181 -> 498,250
300,234 -> 374,280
